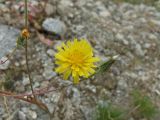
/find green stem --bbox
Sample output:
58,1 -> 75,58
24,0 -> 35,98
24,0 -> 28,28
24,0 -> 51,115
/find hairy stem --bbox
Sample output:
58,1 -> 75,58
24,0 -> 28,28
24,0 -> 35,98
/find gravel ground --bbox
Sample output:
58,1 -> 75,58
0,0 -> 160,120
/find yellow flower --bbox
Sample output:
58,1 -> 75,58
55,39 -> 99,84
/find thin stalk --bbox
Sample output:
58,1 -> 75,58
24,0 -> 28,28
24,0 -> 51,114
24,0 -> 35,98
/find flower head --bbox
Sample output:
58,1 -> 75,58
21,28 -> 30,39
55,39 -> 99,84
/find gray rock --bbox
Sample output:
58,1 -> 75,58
96,2 -> 111,17
43,58 -> 56,78
135,43 -> 145,57
81,106 -> 95,120
18,111 -> 27,120
45,3 -> 55,16
71,87 -> 81,106
46,103 -> 55,113
118,79 -> 128,90
46,49 -> 55,57
28,110 -> 37,119
43,67 -> 57,80
33,82 -> 40,88
0,25 -> 20,59
99,10 -> 111,17
51,92 -> 61,103
22,77 -> 30,86
40,81 -> 49,88
58,0 -> 74,15
0,56 -> 10,70
42,18 -> 66,36
21,107 -> 29,114
86,85 -> 97,93
0,107 -> 4,115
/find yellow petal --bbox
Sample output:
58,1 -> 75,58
55,64 -> 70,73
73,74 -> 79,84
71,64 -> 76,70
55,54 -> 67,61
78,70 -> 84,76
72,70 -> 77,77
57,46 -> 63,52
86,57 -> 100,62
63,70 -> 71,80
55,66 -> 66,73
80,68 -> 90,78
88,68 -> 95,74
75,67 -> 80,72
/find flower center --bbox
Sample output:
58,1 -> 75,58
68,49 -> 84,64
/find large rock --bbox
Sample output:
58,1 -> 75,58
42,18 -> 66,36
0,25 -> 20,59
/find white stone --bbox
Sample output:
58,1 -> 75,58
22,77 -> 30,86
28,110 -> 37,119
18,111 -> 26,120
42,18 -> 66,36
99,10 -> 111,17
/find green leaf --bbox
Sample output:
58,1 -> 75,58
16,36 -> 26,48
95,55 -> 119,74
132,90 -> 158,119
95,101 -> 125,120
